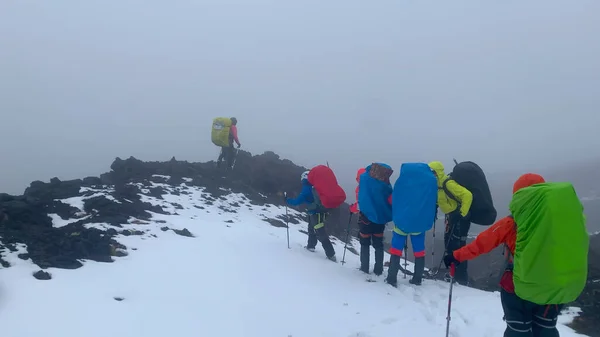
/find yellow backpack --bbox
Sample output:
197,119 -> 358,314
211,117 -> 232,147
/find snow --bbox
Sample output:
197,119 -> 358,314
0,180 -> 587,337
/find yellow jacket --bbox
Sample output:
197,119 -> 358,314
428,161 -> 473,217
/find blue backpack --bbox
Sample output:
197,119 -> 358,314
392,162 -> 438,234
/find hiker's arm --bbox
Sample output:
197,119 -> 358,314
286,185 -> 312,206
231,125 -> 241,146
349,186 -> 359,213
453,217 -> 513,262
447,180 -> 473,217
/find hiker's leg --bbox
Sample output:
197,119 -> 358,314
454,216 -> 471,284
306,214 -> 318,249
409,232 -> 426,285
315,213 -> 335,258
531,304 -> 562,337
358,213 -> 372,273
386,231 -> 407,284
386,254 -> 401,287
217,147 -> 225,167
371,224 -> 385,276
225,146 -> 235,169
501,289 -> 534,337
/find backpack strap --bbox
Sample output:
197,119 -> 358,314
442,176 -> 462,208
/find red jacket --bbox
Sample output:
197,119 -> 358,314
350,168 -> 366,213
230,125 -> 241,146
452,173 -> 546,293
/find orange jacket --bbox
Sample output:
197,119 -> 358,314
350,168 -> 366,213
453,172 -> 546,262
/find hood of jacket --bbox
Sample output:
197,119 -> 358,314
428,161 -> 448,186
513,173 -> 545,194
356,167 -> 366,182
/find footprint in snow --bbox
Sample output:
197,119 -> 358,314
348,332 -> 372,337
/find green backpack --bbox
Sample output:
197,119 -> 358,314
211,117 -> 233,147
509,182 -> 588,305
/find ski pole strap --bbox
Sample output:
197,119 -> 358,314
450,263 -> 456,277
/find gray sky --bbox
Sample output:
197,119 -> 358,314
1,0 -> 599,196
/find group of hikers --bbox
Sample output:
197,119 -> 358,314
211,117 -> 589,337
285,162 -> 589,337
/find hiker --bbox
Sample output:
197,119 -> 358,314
349,167 -> 366,214
428,161 -> 473,285
211,117 -> 241,170
386,162 -> 438,287
356,163 -> 393,275
286,166 -> 346,262
443,173 -> 588,337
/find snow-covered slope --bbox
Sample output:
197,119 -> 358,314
0,176 -> 586,337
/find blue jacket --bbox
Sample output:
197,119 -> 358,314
358,163 -> 393,224
392,162 -> 438,234
287,179 -> 319,214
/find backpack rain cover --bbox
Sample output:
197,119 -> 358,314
307,165 -> 346,209
211,117 -> 232,147
509,182 -> 588,305
392,162 -> 438,234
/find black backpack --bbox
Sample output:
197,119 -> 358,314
442,161 -> 497,226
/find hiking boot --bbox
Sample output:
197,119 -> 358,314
385,255 -> 401,286
305,246 -> 316,252
409,256 -> 425,286
327,255 -> 337,262
360,244 -> 370,274
385,278 -> 397,288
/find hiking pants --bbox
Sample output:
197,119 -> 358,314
444,210 -> 471,284
307,212 -> 336,258
358,212 -> 385,275
387,230 -> 426,284
218,146 -> 235,169
500,289 -> 563,337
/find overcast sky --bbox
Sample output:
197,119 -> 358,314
1,0 -> 599,195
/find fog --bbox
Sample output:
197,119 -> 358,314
1,0 -> 599,196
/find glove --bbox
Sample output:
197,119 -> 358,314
443,252 -> 460,268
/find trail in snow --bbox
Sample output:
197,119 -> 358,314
0,176 -> 586,337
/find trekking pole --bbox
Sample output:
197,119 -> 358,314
341,212 -> 353,265
403,242 -> 408,279
284,192 -> 290,249
445,263 -> 456,337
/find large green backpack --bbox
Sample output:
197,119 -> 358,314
509,182 -> 588,305
211,117 -> 232,147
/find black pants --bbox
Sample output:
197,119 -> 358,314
307,212 -> 335,258
358,213 -> 385,274
217,146 -> 235,169
444,210 -> 471,284
501,289 -> 563,337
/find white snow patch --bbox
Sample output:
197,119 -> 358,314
0,182 -> 587,337
152,174 -> 171,179
182,177 -> 193,182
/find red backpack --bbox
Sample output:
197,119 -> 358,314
307,165 -> 347,209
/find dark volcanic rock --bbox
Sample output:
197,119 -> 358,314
33,270 -> 52,280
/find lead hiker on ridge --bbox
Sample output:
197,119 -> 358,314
211,117 -> 241,170
443,173 -> 588,337
286,165 -> 347,262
